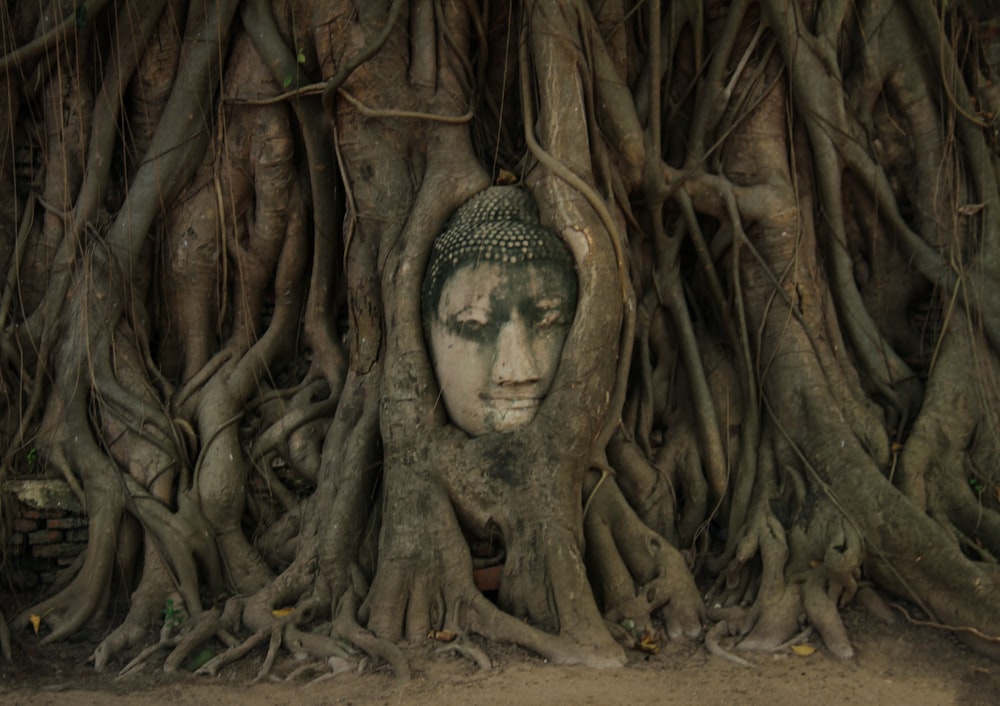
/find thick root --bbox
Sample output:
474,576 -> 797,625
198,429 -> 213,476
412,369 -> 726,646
584,472 -> 704,640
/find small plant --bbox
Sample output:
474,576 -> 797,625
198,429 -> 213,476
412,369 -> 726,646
163,598 -> 185,630
282,49 -> 307,88
26,447 -> 37,470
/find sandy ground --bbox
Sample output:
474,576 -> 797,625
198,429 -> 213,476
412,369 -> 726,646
3,604 -> 1000,705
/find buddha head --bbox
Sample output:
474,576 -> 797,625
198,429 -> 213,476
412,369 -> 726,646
422,187 -> 578,436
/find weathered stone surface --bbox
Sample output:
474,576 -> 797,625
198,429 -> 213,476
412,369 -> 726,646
3,479 -> 84,513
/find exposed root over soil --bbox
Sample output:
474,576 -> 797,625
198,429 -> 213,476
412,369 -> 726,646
2,0 -> 1000,683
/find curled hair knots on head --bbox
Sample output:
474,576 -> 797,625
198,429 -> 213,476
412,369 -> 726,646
422,186 -> 577,320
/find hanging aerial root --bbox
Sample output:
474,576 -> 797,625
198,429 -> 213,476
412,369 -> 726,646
0,610 -> 12,662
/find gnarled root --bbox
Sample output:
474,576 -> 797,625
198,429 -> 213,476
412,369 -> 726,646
708,494 -> 861,659
584,470 -> 705,642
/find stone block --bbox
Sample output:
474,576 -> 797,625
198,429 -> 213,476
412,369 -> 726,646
33,542 -> 85,559
3,479 -> 84,513
47,516 -> 87,529
28,528 -> 63,545
13,517 -> 38,533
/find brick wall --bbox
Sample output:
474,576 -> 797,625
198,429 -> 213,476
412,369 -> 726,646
2,480 -> 89,588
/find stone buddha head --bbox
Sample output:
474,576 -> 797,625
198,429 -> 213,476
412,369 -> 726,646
422,187 -> 578,436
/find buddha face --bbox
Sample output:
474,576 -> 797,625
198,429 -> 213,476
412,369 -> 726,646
428,260 -> 576,436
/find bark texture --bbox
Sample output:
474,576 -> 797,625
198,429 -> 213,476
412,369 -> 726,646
2,0 -> 1000,676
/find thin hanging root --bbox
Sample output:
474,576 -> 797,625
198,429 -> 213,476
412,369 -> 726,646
0,611 -> 11,662
891,602 -> 1000,645
705,621 -> 758,669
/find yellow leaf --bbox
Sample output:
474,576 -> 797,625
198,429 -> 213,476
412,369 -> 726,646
271,607 -> 295,617
495,169 -> 518,185
638,637 -> 660,655
428,630 -> 457,642
29,614 -> 41,635
791,644 -> 816,656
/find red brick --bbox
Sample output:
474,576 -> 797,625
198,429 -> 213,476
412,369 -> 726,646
33,542 -> 85,559
13,517 -> 39,533
47,516 -> 87,529
27,528 -> 63,544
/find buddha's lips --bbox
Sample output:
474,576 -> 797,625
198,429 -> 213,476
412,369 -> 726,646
485,397 -> 541,409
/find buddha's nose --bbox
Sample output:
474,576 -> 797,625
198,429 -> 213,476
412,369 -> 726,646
492,313 -> 540,385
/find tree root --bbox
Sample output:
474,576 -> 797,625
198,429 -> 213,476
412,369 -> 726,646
584,471 -> 705,640
253,626 -> 284,682
436,636 -> 492,671
95,622 -> 152,673
117,636 -> 182,678
195,627 -> 270,677
704,621 -> 758,669
706,496 -> 860,659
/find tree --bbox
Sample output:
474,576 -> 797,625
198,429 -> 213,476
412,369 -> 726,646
2,0 -> 1000,676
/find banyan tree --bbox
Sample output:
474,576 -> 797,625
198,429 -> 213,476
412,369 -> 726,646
2,0 -> 1000,676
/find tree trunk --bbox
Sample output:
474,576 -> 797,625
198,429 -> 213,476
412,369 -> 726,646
2,0 -> 1000,676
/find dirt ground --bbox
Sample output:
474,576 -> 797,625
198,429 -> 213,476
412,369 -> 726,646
3,604 -> 1000,706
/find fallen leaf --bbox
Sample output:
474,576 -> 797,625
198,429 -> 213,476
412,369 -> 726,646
791,644 -> 816,656
429,630 -> 457,642
496,169 -> 518,185
638,636 -> 660,654
29,614 -> 41,635
271,607 -> 295,617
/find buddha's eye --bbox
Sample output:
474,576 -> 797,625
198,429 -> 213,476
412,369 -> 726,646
534,307 -> 569,329
451,310 -> 493,337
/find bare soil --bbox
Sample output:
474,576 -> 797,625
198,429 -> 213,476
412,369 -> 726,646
2,605 -> 999,705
